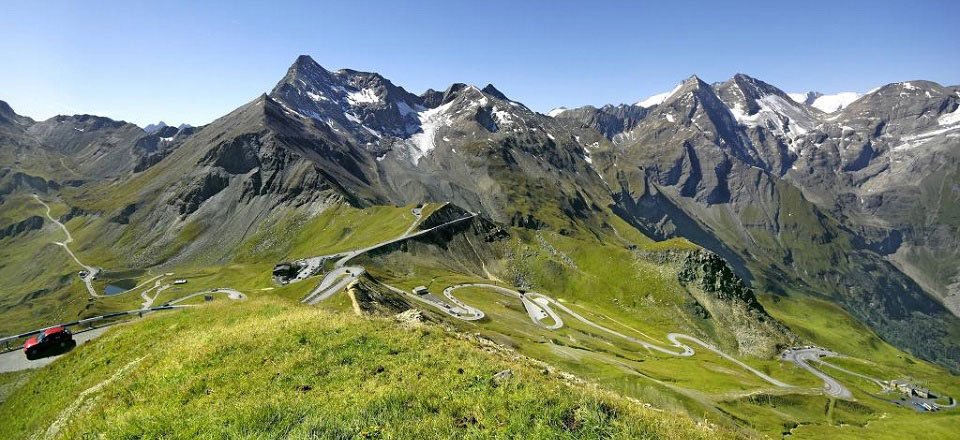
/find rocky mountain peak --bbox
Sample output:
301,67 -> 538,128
836,80 -> 958,140
663,75 -> 715,105
715,74 -> 797,116
420,88 -> 444,108
275,55 -> 337,94
288,54 -> 333,80
0,100 -> 21,124
439,83 -> 476,105
143,121 -> 168,133
481,84 -> 509,101
731,74 -> 790,101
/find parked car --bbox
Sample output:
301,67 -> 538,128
23,326 -> 76,360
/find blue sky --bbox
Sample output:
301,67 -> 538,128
2,0 -> 958,126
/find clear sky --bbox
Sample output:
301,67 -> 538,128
2,0 -> 958,127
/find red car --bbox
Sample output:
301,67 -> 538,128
23,326 -> 76,360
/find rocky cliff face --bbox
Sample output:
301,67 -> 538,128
558,73 -> 960,371
677,250 -> 797,357
635,248 -> 797,358
0,215 -> 43,240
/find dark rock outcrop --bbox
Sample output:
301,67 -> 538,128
0,215 -> 43,240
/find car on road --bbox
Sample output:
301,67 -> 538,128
23,326 -> 76,360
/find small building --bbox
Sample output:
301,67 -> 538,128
413,286 -> 429,295
890,380 -> 912,394
272,263 -> 296,278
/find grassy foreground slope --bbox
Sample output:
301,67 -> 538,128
0,297 -> 732,439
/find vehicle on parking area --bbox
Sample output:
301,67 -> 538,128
23,326 -> 76,360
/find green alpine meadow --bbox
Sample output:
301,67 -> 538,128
1,2 -> 958,438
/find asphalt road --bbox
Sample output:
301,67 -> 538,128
781,348 -> 852,398
167,288 -> 247,305
0,289 -> 246,373
301,211 -> 476,304
303,267 -> 365,305
0,326 -> 112,373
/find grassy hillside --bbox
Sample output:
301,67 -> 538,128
358,221 -> 960,438
0,297 -> 732,439
3,196 -> 958,439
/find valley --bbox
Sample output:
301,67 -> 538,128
0,53 -> 958,438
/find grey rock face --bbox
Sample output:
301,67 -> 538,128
554,104 -> 649,139
677,249 -> 797,357
563,73 -> 960,371
0,215 -> 43,240
143,121 -> 168,134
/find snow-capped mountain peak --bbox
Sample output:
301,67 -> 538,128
636,82 -> 684,108
788,91 -> 861,113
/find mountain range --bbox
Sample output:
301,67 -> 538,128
1,55 -> 959,374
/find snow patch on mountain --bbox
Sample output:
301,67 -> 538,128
548,107 -> 568,117
810,92 -> 861,113
344,112 -> 362,124
939,106 -> 960,126
407,101 -> 454,164
637,83 -> 683,108
346,88 -> 381,105
893,108 -> 960,151
306,91 -> 330,102
729,95 -> 816,150
492,107 -> 514,125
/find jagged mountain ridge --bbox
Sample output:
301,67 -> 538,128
13,55 -> 614,268
556,73 -> 960,370
0,103 -> 196,186
2,56 -> 958,370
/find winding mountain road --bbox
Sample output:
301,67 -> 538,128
34,195 -> 99,298
781,348 -> 853,398
434,283 -> 790,388
301,210 -> 476,305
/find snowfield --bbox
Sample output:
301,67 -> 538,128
407,101 -> 454,164
346,87 -> 381,105
637,83 -> 683,108
787,91 -> 862,113
810,92 -> 861,113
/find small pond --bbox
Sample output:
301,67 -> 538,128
103,278 -> 137,295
